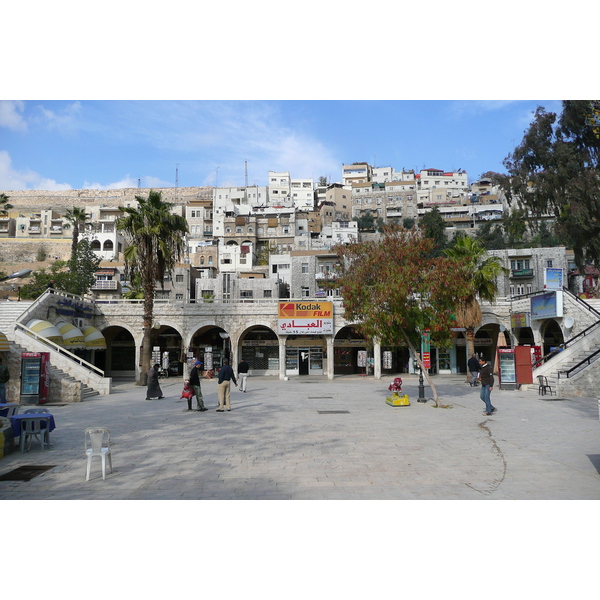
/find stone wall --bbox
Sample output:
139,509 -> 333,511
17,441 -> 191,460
3,186 -> 214,212
0,238 -> 72,266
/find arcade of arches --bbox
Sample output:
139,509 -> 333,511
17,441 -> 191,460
93,318 -> 567,380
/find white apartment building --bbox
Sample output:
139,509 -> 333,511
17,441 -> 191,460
342,163 -> 371,186
267,171 -> 293,208
290,178 -> 315,211
85,205 -> 125,260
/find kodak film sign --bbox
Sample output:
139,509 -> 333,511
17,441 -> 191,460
277,301 -> 333,335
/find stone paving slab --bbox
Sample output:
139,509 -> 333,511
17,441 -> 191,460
0,374 -> 599,500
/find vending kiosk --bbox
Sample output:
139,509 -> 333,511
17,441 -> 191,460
20,352 -> 50,404
497,346 -> 534,390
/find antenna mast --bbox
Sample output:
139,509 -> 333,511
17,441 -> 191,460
245,160 -> 248,188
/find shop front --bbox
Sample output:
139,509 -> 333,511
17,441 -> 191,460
278,301 -> 332,377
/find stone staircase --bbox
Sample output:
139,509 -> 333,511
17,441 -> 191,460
533,294 -> 600,397
0,301 -> 33,339
9,340 -> 100,402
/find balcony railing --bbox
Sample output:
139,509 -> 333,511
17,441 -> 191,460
92,280 -> 119,290
511,268 -> 534,278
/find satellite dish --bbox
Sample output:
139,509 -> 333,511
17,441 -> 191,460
564,316 -> 574,328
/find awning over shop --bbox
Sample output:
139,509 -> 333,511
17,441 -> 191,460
82,326 -> 106,349
0,332 -> 9,351
55,321 -> 86,348
26,319 -> 63,344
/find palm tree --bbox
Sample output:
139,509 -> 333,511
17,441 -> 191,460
0,193 -> 13,216
444,233 -> 508,364
117,190 -> 188,385
64,206 -> 91,258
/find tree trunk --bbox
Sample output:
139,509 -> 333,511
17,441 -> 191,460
138,286 -> 155,386
465,327 -> 475,383
398,326 -> 443,408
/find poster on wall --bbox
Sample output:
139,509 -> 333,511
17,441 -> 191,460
544,268 -> 564,290
530,291 -> 563,320
383,351 -> 392,369
357,350 -> 367,367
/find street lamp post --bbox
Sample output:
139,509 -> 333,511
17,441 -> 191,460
0,269 -> 33,301
418,365 -> 426,402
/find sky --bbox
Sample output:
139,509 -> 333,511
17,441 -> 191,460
0,99 -> 564,192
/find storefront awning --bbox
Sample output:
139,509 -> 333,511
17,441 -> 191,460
26,319 -> 63,344
55,321 -> 86,348
82,326 -> 106,349
0,332 -> 9,351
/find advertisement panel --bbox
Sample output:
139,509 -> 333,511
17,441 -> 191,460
278,301 -> 333,335
510,312 -> 531,328
544,268 -> 564,290
530,291 -> 563,320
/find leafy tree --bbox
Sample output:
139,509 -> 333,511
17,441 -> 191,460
0,193 -> 13,216
476,222 -> 506,250
64,239 -> 101,296
64,206 -> 91,259
117,190 -> 188,385
333,226 -> 474,406
122,274 -> 145,299
502,100 -> 600,269
444,233 -> 508,365
353,213 -> 376,231
502,207 -> 529,248
19,261 -> 69,298
531,220 -> 560,248
418,207 -> 447,255
402,217 -> 415,230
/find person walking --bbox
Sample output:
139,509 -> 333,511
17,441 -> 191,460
189,360 -> 206,411
478,357 -> 496,415
216,358 -> 237,412
467,353 -> 481,387
237,358 -> 250,393
146,364 -> 165,400
0,357 -> 10,403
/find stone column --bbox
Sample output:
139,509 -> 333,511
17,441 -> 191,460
279,337 -> 287,380
326,336 -> 334,380
373,341 -> 381,379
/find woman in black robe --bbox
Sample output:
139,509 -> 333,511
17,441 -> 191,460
146,364 -> 164,400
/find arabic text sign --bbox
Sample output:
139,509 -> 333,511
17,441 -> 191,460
278,319 -> 333,335
278,302 -> 333,335
278,301 -> 333,319
530,291 -> 563,320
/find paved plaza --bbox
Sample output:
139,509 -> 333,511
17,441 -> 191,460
1,374 -> 599,500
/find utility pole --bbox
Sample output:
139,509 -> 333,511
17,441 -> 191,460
245,160 -> 248,188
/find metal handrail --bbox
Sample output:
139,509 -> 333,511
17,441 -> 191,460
15,322 -> 105,378
557,347 -> 600,379
562,286 -> 600,320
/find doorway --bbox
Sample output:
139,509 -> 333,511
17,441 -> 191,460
299,350 -> 309,375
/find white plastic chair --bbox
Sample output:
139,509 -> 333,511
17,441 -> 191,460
2,405 -> 20,417
20,417 -> 51,452
22,409 -> 51,444
84,428 -> 113,481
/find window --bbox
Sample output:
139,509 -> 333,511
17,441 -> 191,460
547,260 -> 553,268
301,286 -> 310,297
263,290 -> 272,298
301,263 -> 309,273
509,285 -> 515,296
175,293 -> 184,300
236,226 -> 242,234
527,284 -> 533,294
175,274 -> 184,283
225,227 -> 231,234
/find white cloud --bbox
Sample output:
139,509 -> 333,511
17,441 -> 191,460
0,101 -> 27,132
34,101 -> 83,133
0,150 -> 72,191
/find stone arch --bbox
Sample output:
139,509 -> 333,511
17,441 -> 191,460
540,319 -> 565,355
333,325 -> 369,375
102,239 -> 114,251
238,324 -> 279,375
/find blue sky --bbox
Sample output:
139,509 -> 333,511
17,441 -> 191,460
0,99 -> 563,191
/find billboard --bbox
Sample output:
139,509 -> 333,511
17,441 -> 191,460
530,291 -> 563,320
544,268 -> 564,290
278,301 -> 333,335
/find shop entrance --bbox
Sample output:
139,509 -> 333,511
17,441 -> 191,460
299,350 -> 309,375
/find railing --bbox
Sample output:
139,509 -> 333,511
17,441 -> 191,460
510,269 -> 534,278
95,296 -> 345,305
558,348 -> 600,379
92,280 -> 119,290
15,322 -> 105,377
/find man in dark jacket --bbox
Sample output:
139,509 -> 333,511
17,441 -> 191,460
237,358 -> 250,392
478,357 -> 496,415
216,358 -> 237,412
467,353 -> 480,387
189,360 -> 206,411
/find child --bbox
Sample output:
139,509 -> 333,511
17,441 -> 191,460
180,380 -> 194,411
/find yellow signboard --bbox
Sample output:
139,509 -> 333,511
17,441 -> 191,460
278,302 -> 332,319
278,302 -> 333,335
